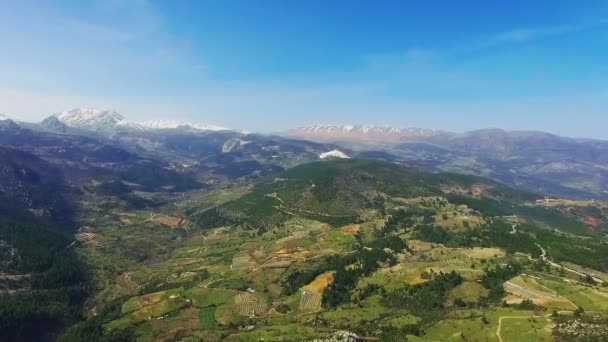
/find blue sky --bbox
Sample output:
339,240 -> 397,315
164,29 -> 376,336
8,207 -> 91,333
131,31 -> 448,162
1,1 -> 607,138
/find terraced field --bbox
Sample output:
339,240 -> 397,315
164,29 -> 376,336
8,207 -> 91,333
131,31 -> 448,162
234,292 -> 258,304
300,291 -> 323,312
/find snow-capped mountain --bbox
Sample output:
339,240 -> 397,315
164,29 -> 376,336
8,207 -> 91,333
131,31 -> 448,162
53,108 -> 139,132
137,120 -> 228,132
0,113 -> 8,121
286,124 -> 443,144
49,108 -> 227,133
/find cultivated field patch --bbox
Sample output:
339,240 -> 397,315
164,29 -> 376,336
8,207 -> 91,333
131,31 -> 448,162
234,292 -> 258,304
299,291 -> 323,312
237,303 -> 269,317
303,271 -> 335,294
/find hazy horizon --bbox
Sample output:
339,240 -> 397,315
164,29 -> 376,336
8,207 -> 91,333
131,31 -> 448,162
3,107 -> 608,141
1,1 -> 607,138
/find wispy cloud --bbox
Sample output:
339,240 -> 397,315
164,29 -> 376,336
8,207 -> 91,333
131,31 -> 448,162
493,19 -> 608,44
394,19 -> 608,63
496,26 -> 577,43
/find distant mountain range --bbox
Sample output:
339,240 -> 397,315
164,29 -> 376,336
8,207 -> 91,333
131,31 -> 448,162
285,124 -> 608,200
287,124 -> 443,143
0,110 -> 346,197
2,110 -> 608,200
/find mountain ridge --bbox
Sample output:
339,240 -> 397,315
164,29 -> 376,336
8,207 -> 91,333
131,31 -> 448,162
287,124 -> 608,144
5,113 -> 608,200
137,119 -> 228,131
287,124 -> 445,143
50,107 -> 228,133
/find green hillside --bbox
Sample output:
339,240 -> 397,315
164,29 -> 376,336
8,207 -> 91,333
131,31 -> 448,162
55,159 -> 608,341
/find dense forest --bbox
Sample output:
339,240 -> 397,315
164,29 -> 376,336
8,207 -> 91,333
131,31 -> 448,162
0,210 -> 87,341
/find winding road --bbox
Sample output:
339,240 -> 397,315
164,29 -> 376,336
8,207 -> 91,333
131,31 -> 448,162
535,243 -> 603,284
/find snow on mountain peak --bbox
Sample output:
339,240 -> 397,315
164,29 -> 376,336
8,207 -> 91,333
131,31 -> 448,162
54,108 -> 125,130
0,113 -> 8,120
288,124 -> 442,143
137,119 -> 228,132
51,108 -> 228,133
